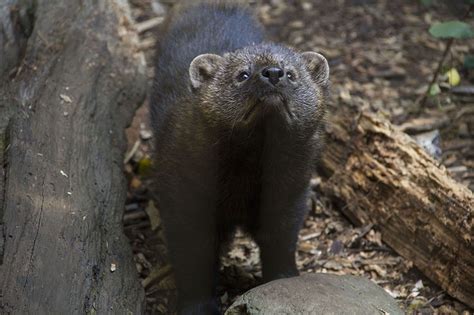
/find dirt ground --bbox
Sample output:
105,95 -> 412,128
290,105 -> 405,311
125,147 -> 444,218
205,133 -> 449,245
123,0 -> 474,314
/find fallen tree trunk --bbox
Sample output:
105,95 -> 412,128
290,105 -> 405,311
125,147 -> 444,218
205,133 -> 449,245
0,0 -> 146,313
318,105 -> 474,308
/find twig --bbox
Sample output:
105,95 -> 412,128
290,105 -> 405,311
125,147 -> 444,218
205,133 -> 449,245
418,38 -> 454,107
299,231 -> 322,241
348,223 -> 374,247
138,38 -> 156,51
419,4 -> 474,108
124,140 -> 140,164
123,221 -> 150,230
142,264 -> 173,288
135,17 -> 165,34
123,210 -> 148,223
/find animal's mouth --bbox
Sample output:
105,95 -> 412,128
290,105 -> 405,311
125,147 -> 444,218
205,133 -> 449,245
258,93 -> 285,106
258,93 -> 294,119
242,93 -> 293,123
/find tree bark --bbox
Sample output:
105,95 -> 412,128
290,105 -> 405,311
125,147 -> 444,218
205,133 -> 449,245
318,105 -> 474,308
0,0 -> 147,314
0,0 -> 34,79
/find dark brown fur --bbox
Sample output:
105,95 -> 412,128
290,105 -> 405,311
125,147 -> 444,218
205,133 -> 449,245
150,1 -> 329,314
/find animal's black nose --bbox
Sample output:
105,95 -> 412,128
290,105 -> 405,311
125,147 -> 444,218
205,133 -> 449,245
261,66 -> 284,85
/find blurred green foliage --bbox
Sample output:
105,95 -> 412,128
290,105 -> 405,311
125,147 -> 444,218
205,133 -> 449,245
429,21 -> 474,39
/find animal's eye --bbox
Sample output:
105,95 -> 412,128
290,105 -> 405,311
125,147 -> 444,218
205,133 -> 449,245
236,71 -> 250,82
287,71 -> 295,81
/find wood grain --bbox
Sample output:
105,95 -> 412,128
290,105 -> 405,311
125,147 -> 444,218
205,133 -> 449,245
319,105 -> 474,308
0,0 -> 146,313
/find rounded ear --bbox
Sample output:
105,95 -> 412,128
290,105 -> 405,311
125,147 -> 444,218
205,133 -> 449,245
301,52 -> 329,85
189,54 -> 224,89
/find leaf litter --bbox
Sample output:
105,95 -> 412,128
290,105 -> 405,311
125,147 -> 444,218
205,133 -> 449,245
124,0 -> 474,314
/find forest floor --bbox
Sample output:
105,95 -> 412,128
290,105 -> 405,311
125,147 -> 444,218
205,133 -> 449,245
123,0 -> 474,314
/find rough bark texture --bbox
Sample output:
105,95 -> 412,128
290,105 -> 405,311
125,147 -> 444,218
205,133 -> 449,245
0,0 -> 147,314
318,105 -> 474,308
0,0 -> 34,79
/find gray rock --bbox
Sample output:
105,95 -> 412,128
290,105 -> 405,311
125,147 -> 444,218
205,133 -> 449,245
225,273 -> 403,315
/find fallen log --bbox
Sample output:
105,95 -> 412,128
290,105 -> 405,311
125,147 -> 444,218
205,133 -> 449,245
318,105 -> 474,308
0,0 -> 146,313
